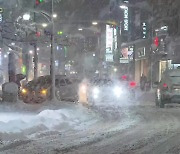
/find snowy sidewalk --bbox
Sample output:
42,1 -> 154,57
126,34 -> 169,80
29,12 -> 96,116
0,102 -> 98,133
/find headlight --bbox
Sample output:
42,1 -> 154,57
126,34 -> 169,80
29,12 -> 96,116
21,88 -> 28,94
93,87 -> 99,95
113,86 -> 122,97
41,89 -> 47,95
80,84 -> 87,94
92,87 -> 99,99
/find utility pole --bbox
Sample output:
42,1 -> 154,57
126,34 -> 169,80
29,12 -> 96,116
150,4 -> 154,90
34,3 -> 38,80
34,43 -> 38,79
117,22 -> 122,75
25,32 -> 29,81
50,0 -> 55,100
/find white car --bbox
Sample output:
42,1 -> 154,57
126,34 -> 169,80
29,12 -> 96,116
155,69 -> 180,108
78,78 -> 136,106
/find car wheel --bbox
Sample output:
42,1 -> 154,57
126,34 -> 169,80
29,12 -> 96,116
159,96 -> 166,108
74,94 -> 79,103
155,95 -> 160,107
55,90 -> 61,101
129,90 -> 135,100
159,100 -> 165,108
155,97 -> 159,107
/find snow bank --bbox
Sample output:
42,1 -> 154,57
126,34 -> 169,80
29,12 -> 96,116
0,104 -> 97,133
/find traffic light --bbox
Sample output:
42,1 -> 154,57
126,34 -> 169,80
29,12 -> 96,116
57,31 -> 63,35
36,0 -> 44,5
36,31 -> 41,37
154,36 -> 159,47
21,65 -> 26,75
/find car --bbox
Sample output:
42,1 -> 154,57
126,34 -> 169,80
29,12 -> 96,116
119,75 -> 136,98
20,75 -> 78,104
78,77 -> 136,106
155,69 -> 180,108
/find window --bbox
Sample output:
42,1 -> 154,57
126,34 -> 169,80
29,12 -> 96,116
65,79 -> 72,84
59,79 -> 66,86
55,79 -> 59,86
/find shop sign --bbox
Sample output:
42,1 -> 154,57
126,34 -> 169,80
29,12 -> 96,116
120,47 -> 128,63
142,22 -> 147,39
138,47 -> 145,57
106,25 -> 113,54
128,45 -> 134,60
123,0 -> 129,31
105,54 -> 113,62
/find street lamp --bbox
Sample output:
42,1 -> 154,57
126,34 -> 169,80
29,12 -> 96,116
119,5 -> 128,9
78,28 -> 83,31
92,21 -> 98,25
29,50 -> 33,54
161,25 -> 168,31
23,13 -> 30,21
42,23 -> 48,27
52,13 -> 57,18
114,68 -> 117,72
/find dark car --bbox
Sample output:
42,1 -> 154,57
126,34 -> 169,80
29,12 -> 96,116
155,69 -> 180,108
20,75 -> 78,104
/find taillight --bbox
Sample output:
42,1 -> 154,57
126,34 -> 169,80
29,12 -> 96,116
163,83 -> 168,90
163,83 -> 168,88
130,81 -> 136,88
121,75 -> 127,80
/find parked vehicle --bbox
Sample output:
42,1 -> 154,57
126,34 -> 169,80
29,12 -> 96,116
155,69 -> 180,108
20,75 -> 78,104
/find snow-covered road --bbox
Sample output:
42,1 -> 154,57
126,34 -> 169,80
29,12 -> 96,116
1,91 -> 180,154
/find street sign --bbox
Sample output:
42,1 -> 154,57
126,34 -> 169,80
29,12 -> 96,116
138,47 -> 145,57
105,54 -> 113,62
123,0 -> 129,31
0,8 -> 3,13
0,8 -> 3,24
142,22 -> 147,39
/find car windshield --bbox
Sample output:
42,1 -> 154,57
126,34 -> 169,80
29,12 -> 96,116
170,76 -> 180,77
92,79 -> 113,85
2,1 -> 180,153
26,76 -> 51,88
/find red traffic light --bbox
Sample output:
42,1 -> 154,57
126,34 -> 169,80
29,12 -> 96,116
154,36 -> 159,47
36,32 -> 41,37
36,0 -> 40,5
36,0 -> 44,5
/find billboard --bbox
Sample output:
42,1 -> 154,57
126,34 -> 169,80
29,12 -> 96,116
106,25 -> 113,54
120,46 -> 134,63
120,47 -> 128,63
105,25 -> 117,62
123,0 -> 129,31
